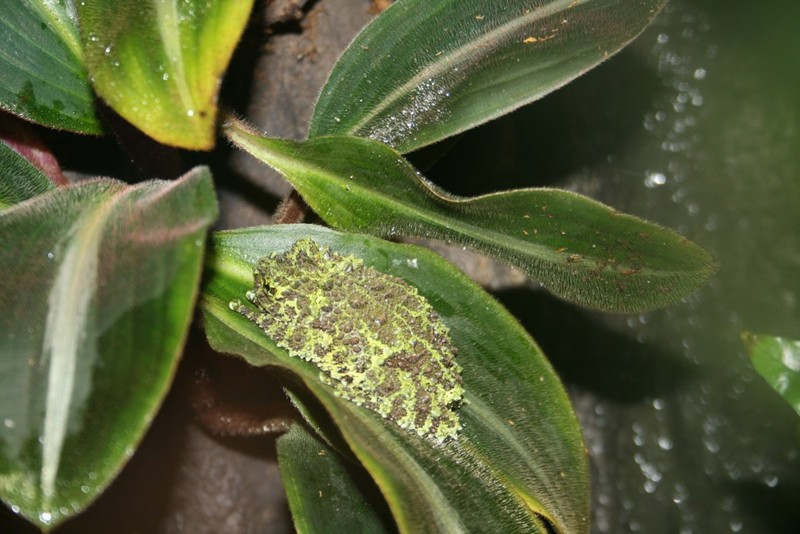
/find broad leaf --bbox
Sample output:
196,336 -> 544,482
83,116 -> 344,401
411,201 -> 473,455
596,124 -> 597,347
0,168 -> 218,530
77,0 -> 254,150
0,140 -> 56,210
743,333 -> 800,418
226,123 -> 715,313
0,0 -> 102,133
202,224 -> 588,534
310,0 -> 668,153
277,423 -> 395,534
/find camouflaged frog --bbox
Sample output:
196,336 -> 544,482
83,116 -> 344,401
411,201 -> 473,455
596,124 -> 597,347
230,239 -> 464,442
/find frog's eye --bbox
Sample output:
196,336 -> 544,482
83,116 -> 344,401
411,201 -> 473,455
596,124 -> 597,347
231,239 -> 464,442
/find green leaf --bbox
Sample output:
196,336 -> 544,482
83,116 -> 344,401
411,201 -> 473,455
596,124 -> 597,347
0,140 -> 56,210
0,1 -> 102,134
202,224 -> 588,534
0,167 -> 218,530
277,423 -> 396,534
77,0 -> 254,150
226,123 -> 715,313
310,0 -> 668,153
743,332 -> 800,418
0,115 -> 68,187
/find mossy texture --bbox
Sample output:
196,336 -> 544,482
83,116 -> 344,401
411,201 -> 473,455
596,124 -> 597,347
231,239 -> 463,442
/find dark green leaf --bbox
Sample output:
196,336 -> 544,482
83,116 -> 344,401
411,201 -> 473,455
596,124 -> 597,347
0,167 -> 218,530
0,140 -> 56,210
202,224 -> 588,534
77,0 -> 254,149
277,423 -> 396,534
743,332 -> 800,418
0,1 -> 102,133
226,124 -> 715,313
310,0 -> 668,153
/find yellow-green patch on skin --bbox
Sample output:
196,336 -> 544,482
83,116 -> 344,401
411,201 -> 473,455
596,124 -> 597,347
231,239 -> 464,442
